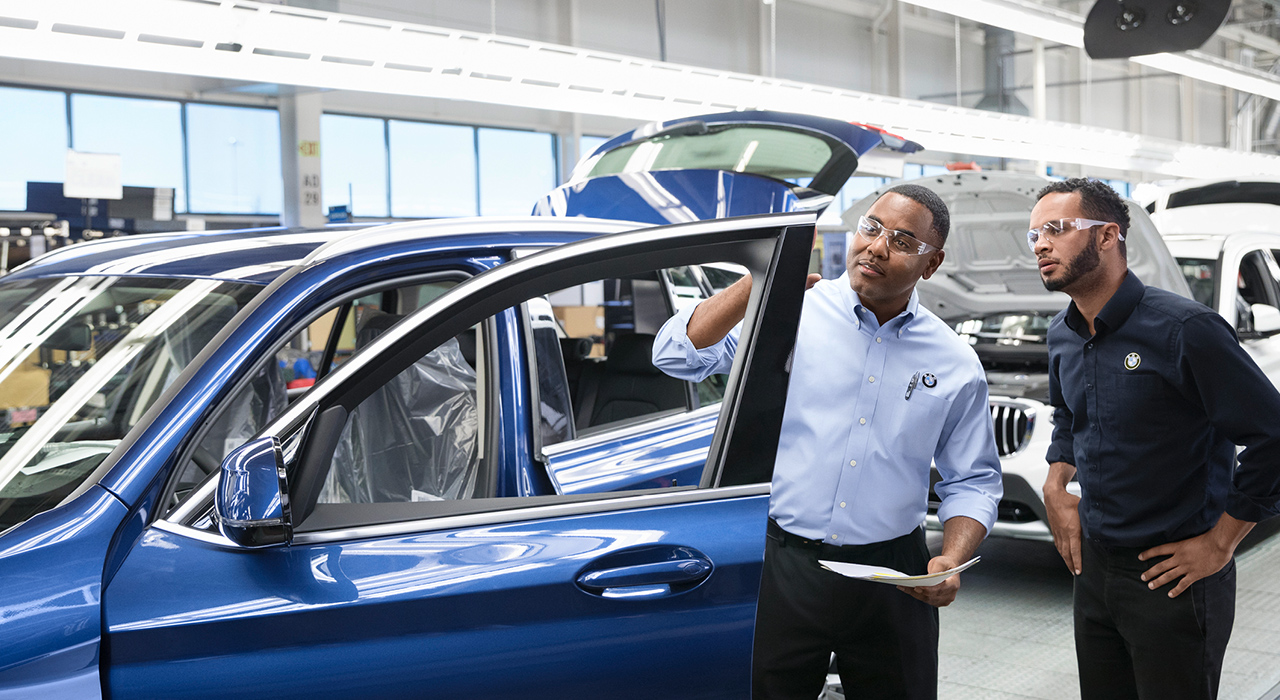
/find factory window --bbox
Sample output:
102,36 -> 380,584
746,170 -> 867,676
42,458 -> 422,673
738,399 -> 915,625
478,128 -> 556,216
70,94 -> 186,213
389,120 -> 478,218
321,114 -> 389,218
185,103 -> 283,215
0,87 -> 68,212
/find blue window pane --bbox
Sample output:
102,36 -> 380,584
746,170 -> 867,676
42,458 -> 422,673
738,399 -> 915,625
70,94 -> 185,213
321,114 -> 388,218
479,128 -> 555,216
0,88 -> 67,211
389,121 -> 476,218
186,104 -> 282,214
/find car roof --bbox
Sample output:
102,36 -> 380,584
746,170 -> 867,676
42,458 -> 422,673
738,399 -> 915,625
6,217 -> 644,285
1152,203 -> 1280,237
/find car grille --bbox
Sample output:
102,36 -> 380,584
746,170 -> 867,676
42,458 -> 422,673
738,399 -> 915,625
990,400 -> 1035,456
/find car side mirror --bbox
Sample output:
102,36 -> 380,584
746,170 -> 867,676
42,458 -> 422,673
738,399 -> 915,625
1251,304 -> 1280,336
215,436 -> 292,548
44,322 -> 93,351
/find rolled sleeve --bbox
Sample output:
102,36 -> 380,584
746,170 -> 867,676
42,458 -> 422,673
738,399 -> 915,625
1045,354 -> 1075,466
933,373 -> 1003,536
1178,313 -> 1280,523
651,300 -> 740,383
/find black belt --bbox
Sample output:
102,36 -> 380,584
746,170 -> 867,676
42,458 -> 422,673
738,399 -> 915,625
767,518 -> 920,555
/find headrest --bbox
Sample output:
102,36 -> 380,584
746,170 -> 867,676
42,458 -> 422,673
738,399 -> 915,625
356,313 -> 405,349
559,337 -> 594,362
606,333 -> 659,374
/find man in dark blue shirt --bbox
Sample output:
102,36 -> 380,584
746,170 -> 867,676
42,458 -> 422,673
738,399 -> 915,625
1034,178 -> 1280,700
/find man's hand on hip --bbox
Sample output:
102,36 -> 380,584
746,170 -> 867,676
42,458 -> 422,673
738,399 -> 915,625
1043,462 -> 1083,575
899,556 -> 962,607
1139,512 -> 1255,598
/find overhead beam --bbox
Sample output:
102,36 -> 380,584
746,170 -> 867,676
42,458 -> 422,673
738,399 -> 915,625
898,0 -> 1280,103
0,0 -> 1277,179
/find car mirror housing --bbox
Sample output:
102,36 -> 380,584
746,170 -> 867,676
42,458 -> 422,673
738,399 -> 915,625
1251,304 -> 1280,337
44,321 -> 93,351
215,436 -> 292,548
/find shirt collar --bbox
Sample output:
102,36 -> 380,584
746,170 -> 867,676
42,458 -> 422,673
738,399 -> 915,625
836,272 -> 921,331
1064,270 -> 1145,337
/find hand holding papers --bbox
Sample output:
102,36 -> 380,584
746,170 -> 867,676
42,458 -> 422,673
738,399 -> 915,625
818,557 -> 980,588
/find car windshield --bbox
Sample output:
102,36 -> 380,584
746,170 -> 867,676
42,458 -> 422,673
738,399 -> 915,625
587,125 -> 836,186
0,276 -> 262,531
1177,257 -> 1218,308
953,312 -> 1053,369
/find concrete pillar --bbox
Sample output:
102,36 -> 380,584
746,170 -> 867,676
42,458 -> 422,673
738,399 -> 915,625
279,90 -> 324,228
1126,63 -> 1143,135
1179,76 -> 1196,143
557,0 -> 582,184
1033,38 -> 1047,176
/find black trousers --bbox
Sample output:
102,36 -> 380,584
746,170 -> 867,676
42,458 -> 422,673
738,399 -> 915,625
751,520 -> 939,700
1074,538 -> 1236,700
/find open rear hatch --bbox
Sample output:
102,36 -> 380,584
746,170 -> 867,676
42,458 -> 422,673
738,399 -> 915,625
536,110 -> 921,225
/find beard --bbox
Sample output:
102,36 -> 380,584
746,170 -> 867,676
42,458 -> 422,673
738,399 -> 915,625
1042,234 -> 1100,292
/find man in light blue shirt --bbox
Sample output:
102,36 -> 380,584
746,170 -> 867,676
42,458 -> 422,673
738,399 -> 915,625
653,184 -> 1002,700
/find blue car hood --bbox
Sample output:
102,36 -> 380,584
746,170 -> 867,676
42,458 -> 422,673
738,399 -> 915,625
533,170 -> 800,226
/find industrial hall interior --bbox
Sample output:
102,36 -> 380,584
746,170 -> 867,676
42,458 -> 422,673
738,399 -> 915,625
4,1 -> 1280,699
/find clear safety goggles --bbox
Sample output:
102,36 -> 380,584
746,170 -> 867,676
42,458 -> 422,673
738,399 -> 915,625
855,216 -> 938,257
1026,218 -> 1123,251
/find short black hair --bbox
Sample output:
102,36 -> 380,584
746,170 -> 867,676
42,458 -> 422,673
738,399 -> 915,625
1035,178 -> 1129,257
878,184 -> 950,246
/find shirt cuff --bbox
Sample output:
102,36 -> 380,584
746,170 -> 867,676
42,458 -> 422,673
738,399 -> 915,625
937,492 -> 1000,538
1225,488 -> 1280,523
1045,442 -> 1074,465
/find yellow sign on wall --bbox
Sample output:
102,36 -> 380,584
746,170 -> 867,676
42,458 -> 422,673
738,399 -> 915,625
298,140 -> 320,158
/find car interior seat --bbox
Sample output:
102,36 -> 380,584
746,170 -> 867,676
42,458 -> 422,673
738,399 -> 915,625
573,333 -> 686,429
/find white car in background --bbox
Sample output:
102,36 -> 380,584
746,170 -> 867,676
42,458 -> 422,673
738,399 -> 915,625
1152,203 -> 1280,383
843,172 -> 1194,541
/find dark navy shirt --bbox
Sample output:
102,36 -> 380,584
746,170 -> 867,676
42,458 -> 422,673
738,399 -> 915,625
1047,271 -> 1280,547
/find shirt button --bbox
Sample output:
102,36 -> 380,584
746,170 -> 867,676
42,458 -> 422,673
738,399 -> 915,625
840,501 -> 847,508
849,460 -> 857,467
859,417 -> 866,425
869,376 -> 875,383
1086,343 -> 1093,349
831,534 -> 839,540
876,337 -> 882,343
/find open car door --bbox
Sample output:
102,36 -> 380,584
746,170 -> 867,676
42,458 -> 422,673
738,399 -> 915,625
102,212 -> 814,699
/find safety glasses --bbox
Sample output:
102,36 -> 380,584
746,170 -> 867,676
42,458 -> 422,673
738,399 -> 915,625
1027,218 -> 1123,252
855,216 -> 938,257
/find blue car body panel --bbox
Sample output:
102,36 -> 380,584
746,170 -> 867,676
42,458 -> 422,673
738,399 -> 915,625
104,496 -> 770,699
0,486 -> 127,700
545,410 -> 717,494
0,111 -> 840,697
535,170 -> 802,225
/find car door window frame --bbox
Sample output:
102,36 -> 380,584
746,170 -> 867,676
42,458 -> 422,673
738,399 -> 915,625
158,270 -> 474,519
164,214 -> 814,544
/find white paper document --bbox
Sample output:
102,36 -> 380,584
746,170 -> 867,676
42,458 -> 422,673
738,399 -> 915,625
818,557 -> 980,588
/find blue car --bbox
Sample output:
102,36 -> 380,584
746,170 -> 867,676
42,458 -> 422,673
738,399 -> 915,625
0,111 -> 908,698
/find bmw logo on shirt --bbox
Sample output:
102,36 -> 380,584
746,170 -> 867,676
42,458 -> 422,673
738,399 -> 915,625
1124,353 -> 1141,370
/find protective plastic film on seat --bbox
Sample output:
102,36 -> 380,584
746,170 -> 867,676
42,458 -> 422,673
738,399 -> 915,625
318,337 -> 478,504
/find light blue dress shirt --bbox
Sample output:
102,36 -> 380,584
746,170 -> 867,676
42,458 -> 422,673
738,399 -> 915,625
653,273 -> 1003,545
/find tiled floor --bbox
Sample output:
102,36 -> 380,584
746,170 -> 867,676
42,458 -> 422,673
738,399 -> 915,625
931,522 -> 1280,700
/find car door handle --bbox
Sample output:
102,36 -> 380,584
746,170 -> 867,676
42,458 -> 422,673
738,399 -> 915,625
575,545 -> 713,598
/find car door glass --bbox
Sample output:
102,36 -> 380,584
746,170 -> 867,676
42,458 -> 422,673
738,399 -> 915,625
536,272 -> 694,447
318,326 -> 482,505
165,280 -> 461,513
532,263 -> 747,449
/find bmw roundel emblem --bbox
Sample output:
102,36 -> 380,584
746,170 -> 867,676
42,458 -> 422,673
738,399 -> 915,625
1124,352 -> 1141,370
921,373 -> 937,388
